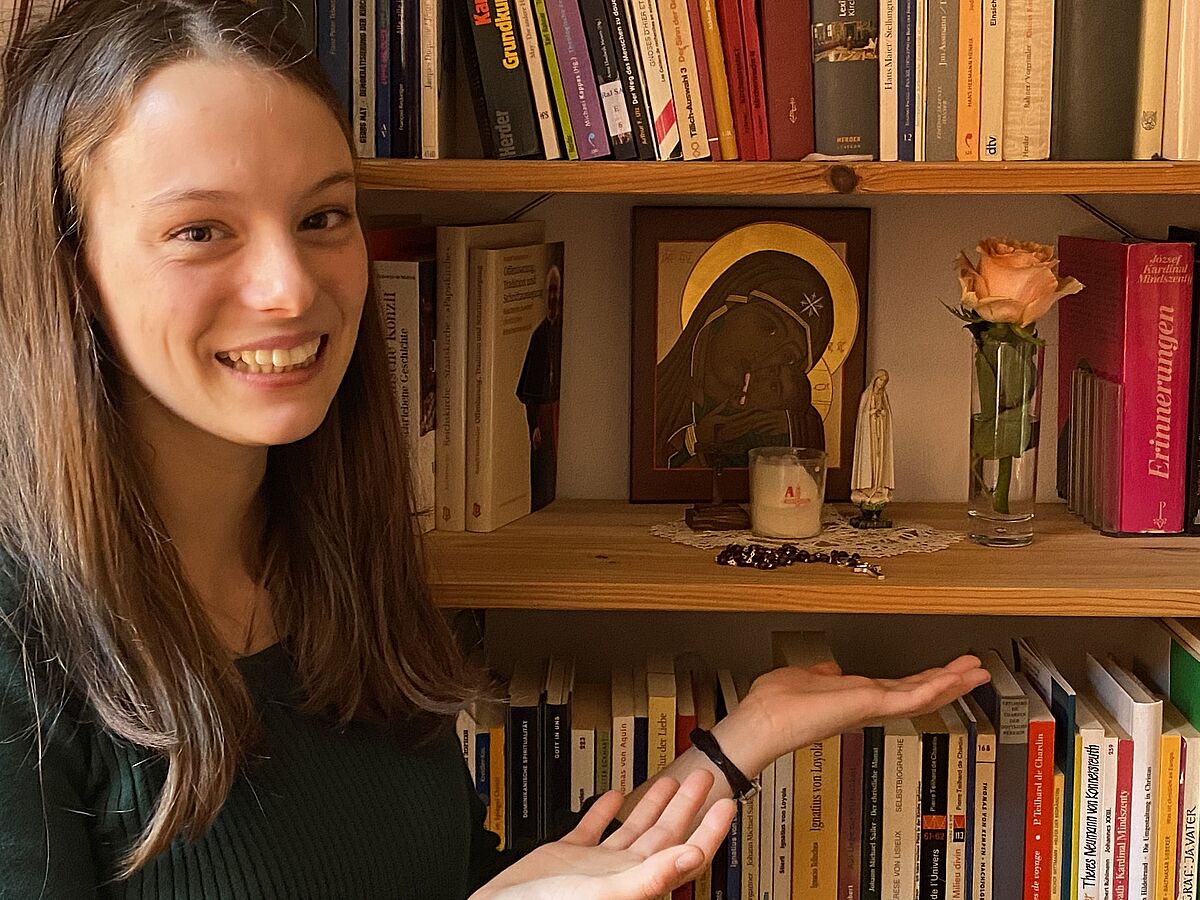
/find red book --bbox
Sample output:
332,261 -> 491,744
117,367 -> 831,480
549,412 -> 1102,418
1018,674 -> 1055,900
1058,236 -> 1195,534
759,0 -> 814,160
684,0 -> 722,160
1112,733 -> 1134,900
737,0 -> 770,159
838,729 -> 865,900
672,672 -> 697,900
714,0 -> 756,157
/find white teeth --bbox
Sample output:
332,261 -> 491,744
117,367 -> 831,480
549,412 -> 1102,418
217,337 -> 322,373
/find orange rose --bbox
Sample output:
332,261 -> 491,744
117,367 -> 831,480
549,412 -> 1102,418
955,238 -> 1083,326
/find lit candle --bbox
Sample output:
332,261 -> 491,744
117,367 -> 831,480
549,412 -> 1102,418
749,448 -> 827,539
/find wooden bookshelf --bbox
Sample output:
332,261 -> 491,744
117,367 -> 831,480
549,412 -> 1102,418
425,500 -> 1200,616
356,159 -> 1200,196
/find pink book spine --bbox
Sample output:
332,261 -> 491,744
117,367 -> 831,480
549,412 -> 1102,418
684,0 -> 721,160
1113,736 -> 1134,900
839,730 -> 865,899
1119,241 -> 1194,533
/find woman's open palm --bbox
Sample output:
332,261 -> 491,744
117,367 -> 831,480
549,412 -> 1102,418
471,770 -> 735,900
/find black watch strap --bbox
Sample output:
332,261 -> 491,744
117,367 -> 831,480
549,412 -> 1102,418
689,727 -> 759,801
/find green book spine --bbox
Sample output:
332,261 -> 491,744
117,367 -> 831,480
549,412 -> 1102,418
1171,639 -> 1200,728
530,0 -> 580,159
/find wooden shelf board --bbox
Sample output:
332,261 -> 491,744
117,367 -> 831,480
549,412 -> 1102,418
426,500 -> 1200,616
356,159 -> 1200,195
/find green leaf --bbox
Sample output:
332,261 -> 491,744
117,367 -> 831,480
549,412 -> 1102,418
972,408 -> 1040,460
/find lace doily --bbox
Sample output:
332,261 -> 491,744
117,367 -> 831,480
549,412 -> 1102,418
649,507 -> 964,558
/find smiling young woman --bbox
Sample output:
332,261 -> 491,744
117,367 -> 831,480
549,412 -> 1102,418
0,2 -> 988,897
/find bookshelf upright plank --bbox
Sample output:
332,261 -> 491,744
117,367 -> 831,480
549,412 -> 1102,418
426,501 -> 1200,615
357,159 -> 1200,195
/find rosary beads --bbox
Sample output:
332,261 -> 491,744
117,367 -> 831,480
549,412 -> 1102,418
715,543 -> 885,579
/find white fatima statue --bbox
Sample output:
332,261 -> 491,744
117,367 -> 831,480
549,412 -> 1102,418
850,369 -> 895,528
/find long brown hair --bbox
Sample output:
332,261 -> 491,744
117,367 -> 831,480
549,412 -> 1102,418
0,0 -> 475,880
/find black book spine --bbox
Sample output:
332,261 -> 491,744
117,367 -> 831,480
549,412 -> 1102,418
541,699 -> 572,839
1170,226 -> 1200,533
919,731 -> 949,900
578,0 -> 639,159
633,715 -> 648,786
604,0 -> 655,158
811,0 -> 880,157
506,701 -> 541,852
860,725 -> 885,900
454,0 -> 542,158
390,0 -> 420,157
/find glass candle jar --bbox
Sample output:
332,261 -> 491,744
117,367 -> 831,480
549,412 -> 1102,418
748,447 -> 827,539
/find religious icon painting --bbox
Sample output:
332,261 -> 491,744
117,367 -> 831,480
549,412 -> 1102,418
630,206 -> 870,503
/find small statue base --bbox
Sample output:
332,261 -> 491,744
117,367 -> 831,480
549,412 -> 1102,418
850,504 -> 892,529
686,502 -> 751,532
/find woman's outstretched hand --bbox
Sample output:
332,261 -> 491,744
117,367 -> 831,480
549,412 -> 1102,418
714,654 -> 992,779
470,770 -> 735,900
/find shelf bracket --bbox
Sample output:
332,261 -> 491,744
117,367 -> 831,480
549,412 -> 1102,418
504,192 -> 554,222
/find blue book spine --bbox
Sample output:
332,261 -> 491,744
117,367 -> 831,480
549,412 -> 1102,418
316,0 -> 353,119
963,712 -> 977,900
726,801 -> 742,899
475,730 -> 490,804
896,0 -> 916,160
390,0 -> 418,157
375,0 -> 393,157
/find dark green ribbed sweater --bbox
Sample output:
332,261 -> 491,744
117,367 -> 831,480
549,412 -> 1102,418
0,565 -> 508,898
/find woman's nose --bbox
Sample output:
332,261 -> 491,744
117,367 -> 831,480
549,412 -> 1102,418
242,232 -> 319,316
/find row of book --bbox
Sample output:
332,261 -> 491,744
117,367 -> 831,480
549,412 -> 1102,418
276,0 -> 1200,162
369,219 -> 563,534
464,625 -> 1200,900
1056,231 -> 1200,535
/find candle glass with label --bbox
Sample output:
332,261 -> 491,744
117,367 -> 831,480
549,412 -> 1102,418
748,448 -> 827,539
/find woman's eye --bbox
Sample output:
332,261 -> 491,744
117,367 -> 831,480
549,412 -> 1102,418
171,225 -> 216,243
302,209 -> 351,230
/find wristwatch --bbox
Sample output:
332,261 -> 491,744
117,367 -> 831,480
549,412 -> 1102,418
688,727 -> 761,801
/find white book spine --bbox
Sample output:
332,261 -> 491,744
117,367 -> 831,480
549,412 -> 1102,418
627,0 -> 681,158
1101,736 -> 1118,900
773,752 -> 793,899
352,0 -> 376,158
613,714 -> 634,794
1133,0 -> 1170,159
419,0 -> 439,158
978,0 -> 1004,159
1180,736 -> 1200,900
435,233 -> 468,531
884,726 -> 921,900
1000,0 -> 1052,160
975,756 -> 996,900
879,0 -> 899,161
760,756 -> 777,900
1078,728 -> 1105,900
914,0 -> 927,160
511,0 -> 563,159
457,708 -> 479,780
571,727 -> 595,812
1162,0 -> 1200,159
464,252 -> 494,533
655,0 -> 709,159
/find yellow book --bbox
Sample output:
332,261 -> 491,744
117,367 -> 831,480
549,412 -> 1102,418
1051,766 -> 1065,900
646,655 -> 676,779
696,0 -> 738,159
793,735 -> 841,898
1155,732 -> 1183,900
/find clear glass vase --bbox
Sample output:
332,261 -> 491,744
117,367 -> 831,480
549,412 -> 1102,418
967,332 -> 1044,547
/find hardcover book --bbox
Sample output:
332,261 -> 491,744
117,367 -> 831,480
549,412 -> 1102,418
455,0 -> 543,158
466,241 -> 565,532
1048,0 -> 1141,160
696,0 -> 738,159
760,0 -> 815,160
738,0 -> 770,160
714,0 -> 756,158
1057,236 -> 1195,535
434,221 -> 545,532
923,0 -> 959,161
811,0 -> 880,158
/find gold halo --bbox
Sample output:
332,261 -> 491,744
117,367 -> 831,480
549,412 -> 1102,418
679,222 -> 860,380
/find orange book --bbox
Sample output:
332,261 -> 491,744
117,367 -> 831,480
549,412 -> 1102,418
956,0 -> 983,160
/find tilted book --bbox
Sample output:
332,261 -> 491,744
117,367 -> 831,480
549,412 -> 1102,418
435,221 -> 545,532
1057,236 -> 1195,535
655,0 -> 710,159
545,0 -> 612,158
715,0 -> 756,158
511,0 -> 565,158
531,0 -> 581,158
455,0 -> 542,158
466,241 -> 565,532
